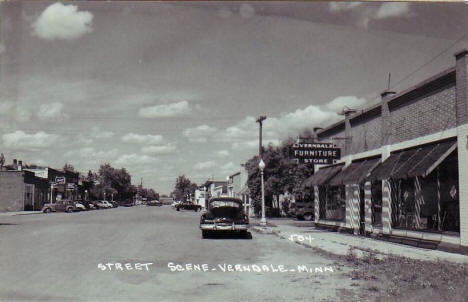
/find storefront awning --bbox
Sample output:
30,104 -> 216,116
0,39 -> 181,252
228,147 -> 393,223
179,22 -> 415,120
367,139 -> 457,181
302,163 -> 344,187
329,158 -> 381,186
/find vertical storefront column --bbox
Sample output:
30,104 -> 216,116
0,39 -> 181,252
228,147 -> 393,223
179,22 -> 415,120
314,185 -> 320,223
382,179 -> 393,235
364,181 -> 373,233
348,184 -> 360,234
455,49 -> 468,247
457,128 -> 468,246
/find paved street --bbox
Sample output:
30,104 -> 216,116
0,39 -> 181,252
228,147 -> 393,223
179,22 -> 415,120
0,206 -> 359,302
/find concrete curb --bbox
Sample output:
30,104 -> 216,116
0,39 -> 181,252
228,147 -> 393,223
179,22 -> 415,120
251,225 -> 388,260
0,211 -> 43,217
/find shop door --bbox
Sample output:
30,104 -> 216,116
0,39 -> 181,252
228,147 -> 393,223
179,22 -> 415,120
24,184 -> 34,211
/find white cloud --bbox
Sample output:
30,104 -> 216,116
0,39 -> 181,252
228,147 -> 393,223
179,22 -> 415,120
325,96 -> 367,113
232,139 -> 281,151
115,154 -> 159,166
15,107 -> 32,122
0,101 -> 14,116
37,102 -> 69,121
64,147 -> 118,159
139,101 -> 191,118
32,2 -> 93,41
329,2 -> 362,12
183,125 -> 217,143
3,130 -> 58,150
141,144 -> 176,155
194,161 -> 217,171
239,3 -> 255,19
91,126 -> 114,139
328,2 -> 411,28
76,134 -> 93,146
219,95 -> 367,152
121,133 -> 164,144
216,150 -> 230,158
221,161 -> 237,173
375,3 -> 411,19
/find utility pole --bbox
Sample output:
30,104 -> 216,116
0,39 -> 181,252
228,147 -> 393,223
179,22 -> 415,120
256,115 -> 267,226
256,116 -> 267,158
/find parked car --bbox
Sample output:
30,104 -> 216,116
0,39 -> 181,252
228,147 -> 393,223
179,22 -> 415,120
295,202 -> 314,221
94,200 -> 113,209
175,201 -> 201,212
171,201 -> 181,208
79,200 -> 95,210
200,197 -> 250,238
74,201 -> 87,211
119,199 -> 134,207
109,201 -> 119,208
42,200 -> 76,213
147,200 -> 163,206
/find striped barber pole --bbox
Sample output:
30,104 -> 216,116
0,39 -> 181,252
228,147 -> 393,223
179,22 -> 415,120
414,176 -> 424,228
314,185 -> 320,223
353,184 -> 360,232
382,179 -> 392,233
364,181 -> 372,231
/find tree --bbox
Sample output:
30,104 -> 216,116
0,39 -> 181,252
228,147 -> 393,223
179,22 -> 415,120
172,175 -> 197,201
63,163 -> 75,172
244,137 -> 316,216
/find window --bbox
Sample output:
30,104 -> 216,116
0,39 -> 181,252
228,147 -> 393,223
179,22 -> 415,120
320,185 -> 346,222
371,180 -> 382,226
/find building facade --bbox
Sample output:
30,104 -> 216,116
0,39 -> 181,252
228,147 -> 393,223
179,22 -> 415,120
304,50 -> 468,250
0,170 -> 48,212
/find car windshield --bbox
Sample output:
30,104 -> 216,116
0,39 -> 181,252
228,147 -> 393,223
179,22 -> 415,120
210,201 -> 241,208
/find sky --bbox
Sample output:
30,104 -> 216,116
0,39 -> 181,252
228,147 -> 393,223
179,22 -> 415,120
1,1 -> 468,194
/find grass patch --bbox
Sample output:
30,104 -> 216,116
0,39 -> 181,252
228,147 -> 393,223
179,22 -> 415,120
341,248 -> 468,302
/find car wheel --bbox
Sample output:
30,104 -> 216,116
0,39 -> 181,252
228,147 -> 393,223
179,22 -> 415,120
43,208 -> 51,213
296,215 -> 305,221
303,214 -> 313,221
176,208 -> 180,211
202,230 -> 210,239
66,207 -> 74,213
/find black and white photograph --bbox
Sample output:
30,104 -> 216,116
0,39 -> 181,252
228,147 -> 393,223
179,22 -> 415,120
1,1 -> 468,301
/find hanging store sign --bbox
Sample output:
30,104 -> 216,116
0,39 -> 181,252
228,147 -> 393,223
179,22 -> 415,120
55,176 -> 66,185
292,142 -> 341,164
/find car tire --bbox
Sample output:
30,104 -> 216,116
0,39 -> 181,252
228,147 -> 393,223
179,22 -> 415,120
202,230 -> 210,239
296,215 -> 305,221
303,214 -> 313,221
176,208 -> 180,211
66,207 -> 74,213
43,208 -> 51,213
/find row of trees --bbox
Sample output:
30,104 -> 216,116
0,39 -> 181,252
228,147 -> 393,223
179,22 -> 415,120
244,136 -> 315,216
68,163 -> 159,201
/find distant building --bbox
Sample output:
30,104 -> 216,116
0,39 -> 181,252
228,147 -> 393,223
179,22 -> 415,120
0,160 -> 48,211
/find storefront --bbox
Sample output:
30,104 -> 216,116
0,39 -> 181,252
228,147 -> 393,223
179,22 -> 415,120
310,49 -> 468,249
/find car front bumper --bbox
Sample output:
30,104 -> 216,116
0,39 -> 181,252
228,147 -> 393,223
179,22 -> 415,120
200,223 -> 248,231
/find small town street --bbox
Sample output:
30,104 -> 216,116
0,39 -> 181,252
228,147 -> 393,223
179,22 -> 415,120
0,206 -> 361,302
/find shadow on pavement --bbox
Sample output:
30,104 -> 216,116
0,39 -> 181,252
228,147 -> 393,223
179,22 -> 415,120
203,231 -> 253,240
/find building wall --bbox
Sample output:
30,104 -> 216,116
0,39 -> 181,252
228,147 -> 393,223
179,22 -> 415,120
349,112 -> 382,154
389,84 -> 456,144
0,172 -> 25,212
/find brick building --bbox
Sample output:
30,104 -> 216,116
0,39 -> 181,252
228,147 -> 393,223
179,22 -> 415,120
304,50 -> 468,250
0,169 -> 48,212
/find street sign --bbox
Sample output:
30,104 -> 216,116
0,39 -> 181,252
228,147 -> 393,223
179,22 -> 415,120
292,142 -> 341,164
55,176 -> 66,185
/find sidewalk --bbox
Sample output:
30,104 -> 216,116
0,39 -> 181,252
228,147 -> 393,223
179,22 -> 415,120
250,217 -> 468,264
0,211 -> 42,217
